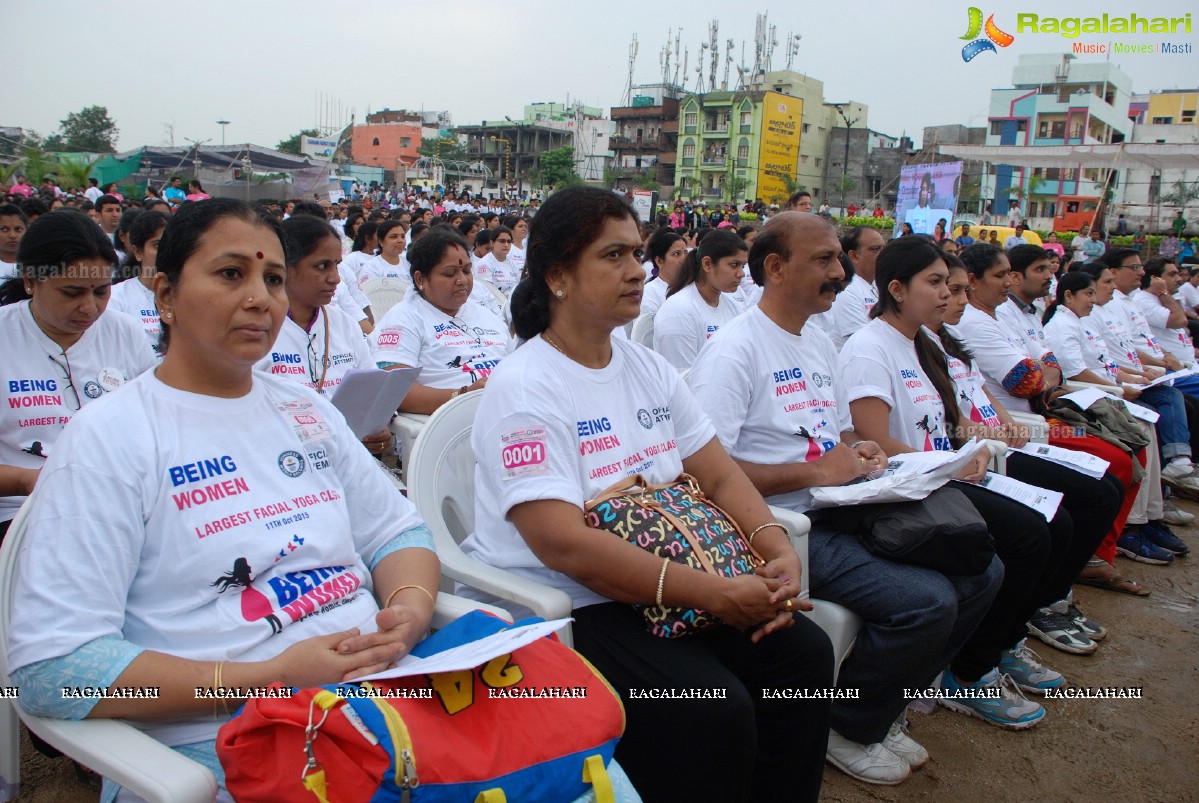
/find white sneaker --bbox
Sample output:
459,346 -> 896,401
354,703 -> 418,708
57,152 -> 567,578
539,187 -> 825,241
1162,461 -> 1195,480
1161,501 -> 1195,525
826,729 -> 911,785
884,720 -> 929,769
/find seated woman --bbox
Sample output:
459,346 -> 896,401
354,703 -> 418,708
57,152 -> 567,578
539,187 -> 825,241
109,210 -> 171,355
652,228 -> 747,371
255,214 -> 393,457
928,256 -> 1127,646
0,210 -> 157,544
371,226 -> 509,414
360,219 -> 409,281
839,237 -> 1070,727
5,199 -> 440,801
460,187 -> 834,803
639,229 -> 687,320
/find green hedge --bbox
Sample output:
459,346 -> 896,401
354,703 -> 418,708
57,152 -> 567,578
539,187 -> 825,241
838,216 -> 895,230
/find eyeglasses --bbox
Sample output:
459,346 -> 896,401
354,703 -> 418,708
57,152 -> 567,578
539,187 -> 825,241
494,238 -> 513,244
46,353 -> 82,412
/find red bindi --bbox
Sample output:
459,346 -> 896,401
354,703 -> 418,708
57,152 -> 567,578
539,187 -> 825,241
256,251 -> 264,259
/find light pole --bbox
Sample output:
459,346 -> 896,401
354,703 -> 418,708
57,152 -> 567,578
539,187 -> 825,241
833,105 -> 859,213
488,136 -> 512,197
216,120 -> 230,146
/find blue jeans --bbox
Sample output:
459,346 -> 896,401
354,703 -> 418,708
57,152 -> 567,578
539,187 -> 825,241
1135,384 -> 1191,461
806,521 -> 1004,744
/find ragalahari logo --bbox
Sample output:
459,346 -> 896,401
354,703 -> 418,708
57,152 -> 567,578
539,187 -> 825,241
960,7 -> 1015,61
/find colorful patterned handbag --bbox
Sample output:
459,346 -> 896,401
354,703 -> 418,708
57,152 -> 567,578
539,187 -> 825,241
584,473 -> 765,638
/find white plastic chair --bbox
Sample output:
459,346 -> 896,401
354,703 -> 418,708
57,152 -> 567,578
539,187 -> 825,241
389,412 -> 431,483
474,277 -> 509,312
361,277 -> 411,319
405,391 -> 863,673
630,315 -> 655,349
0,498 -> 509,803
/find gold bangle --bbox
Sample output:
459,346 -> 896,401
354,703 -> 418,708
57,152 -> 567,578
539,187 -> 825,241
747,522 -> 788,546
385,584 -> 435,609
655,557 -> 670,607
213,661 -> 230,717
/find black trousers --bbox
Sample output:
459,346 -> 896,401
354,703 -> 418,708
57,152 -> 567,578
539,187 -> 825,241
1006,455 -> 1122,602
949,483 -> 1071,681
572,601 -> 833,803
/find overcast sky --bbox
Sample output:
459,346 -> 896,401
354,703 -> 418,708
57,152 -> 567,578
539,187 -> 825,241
4,0 -> 1196,153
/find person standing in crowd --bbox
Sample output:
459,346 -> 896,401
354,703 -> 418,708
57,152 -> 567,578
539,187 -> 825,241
1004,222 -> 1028,250
462,186 -> 834,803
689,212 -> 1002,785
831,227 -> 884,349
82,177 -> 103,204
955,223 -> 976,249
185,180 -> 210,201
0,210 -> 157,544
1083,227 -> 1107,262
653,228 -> 748,371
1070,224 -> 1091,261
1173,210 -> 1188,238
502,215 -> 529,278
8,174 -> 34,199
163,177 -> 186,206
1042,231 -> 1065,260
788,191 -> 814,212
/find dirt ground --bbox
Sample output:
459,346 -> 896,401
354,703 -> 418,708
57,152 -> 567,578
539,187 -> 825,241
14,502 -> 1199,802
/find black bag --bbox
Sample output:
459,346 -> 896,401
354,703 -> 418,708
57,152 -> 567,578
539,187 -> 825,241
820,486 -> 995,575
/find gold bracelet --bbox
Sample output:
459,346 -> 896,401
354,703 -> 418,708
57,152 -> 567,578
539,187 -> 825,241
747,522 -> 788,546
655,558 -> 670,607
213,661 -> 230,717
385,584 -> 435,609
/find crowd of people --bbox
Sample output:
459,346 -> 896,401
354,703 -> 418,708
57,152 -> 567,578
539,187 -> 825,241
1,175 -> 1196,802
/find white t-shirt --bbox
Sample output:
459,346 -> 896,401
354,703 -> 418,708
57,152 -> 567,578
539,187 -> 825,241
255,306 -> 372,396
831,275 -> 878,349
108,279 -> 162,356
341,251 -> 375,289
653,283 -> 744,371
337,262 -> 372,316
1179,281 -> 1199,313
1132,288 -> 1194,363
995,296 -> 1055,364
689,307 -> 850,512
1,302 -> 157,522
0,259 -> 17,279
1091,301 -> 1146,372
640,276 -> 669,320
332,283 -> 368,323
474,253 -> 519,296
459,336 -> 716,609
360,254 -> 409,283
83,186 -> 103,203
1043,307 -> 1121,382
371,294 -> 509,389
939,333 -> 1004,429
1110,289 -> 1164,360
507,244 -> 527,278
735,272 -> 763,308
839,318 -> 953,451
6,371 -> 425,747
955,303 -> 1039,413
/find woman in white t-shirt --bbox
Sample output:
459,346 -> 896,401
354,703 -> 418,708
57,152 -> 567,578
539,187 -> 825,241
474,225 -> 519,295
5,199 -> 439,801
109,210 -> 170,356
372,227 -> 509,414
360,219 -> 409,282
502,214 -> 529,278
639,228 -> 686,321
461,186 -> 834,803
341,219 -> 379,287
0,210 -> 157,540
840,237 -> 1068,727
653,228 -> 747,371
256,214 -> 393,457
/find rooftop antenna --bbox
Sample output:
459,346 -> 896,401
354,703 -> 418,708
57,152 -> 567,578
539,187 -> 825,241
707,21 -> 720,93
660,33 -> 671,86
723,38 -> 735,90
785,33 -> 802,71
752,13 -> 767,76
680,48 -> 689,90
620,34 -> 639,106
672,29 -> 682,87
695,41 -> 708,93
766,24 -> 778,72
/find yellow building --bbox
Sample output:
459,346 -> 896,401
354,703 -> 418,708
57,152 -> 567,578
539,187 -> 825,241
1144,91 -> 1198,125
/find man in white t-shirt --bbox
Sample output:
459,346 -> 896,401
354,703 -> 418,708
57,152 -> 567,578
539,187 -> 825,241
690,212 -> 1001,784
1133,257 -> 1196,366
830,227 -> 883,349
1004,222 -> 1029,251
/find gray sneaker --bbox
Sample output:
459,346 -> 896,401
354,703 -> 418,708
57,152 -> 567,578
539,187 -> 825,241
1161,501 -> 1195,526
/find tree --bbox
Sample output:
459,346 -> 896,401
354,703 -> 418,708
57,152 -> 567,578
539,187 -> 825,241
54,156 -> 99,191
536,146 -> 582,190
1162,179 -> 1199,212
836,174 -> 857,208
417,136 -> 467,161
276,129 -> 321,155
43,106 -> 119,153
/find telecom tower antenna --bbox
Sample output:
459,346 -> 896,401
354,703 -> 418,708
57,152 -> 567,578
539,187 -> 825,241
785,32 -> 802,71
707,21 -> 720,94
695,41 -> 707,93
620,34 -> 639,106
723,38 -> 735,90
672,29 -> 683,88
